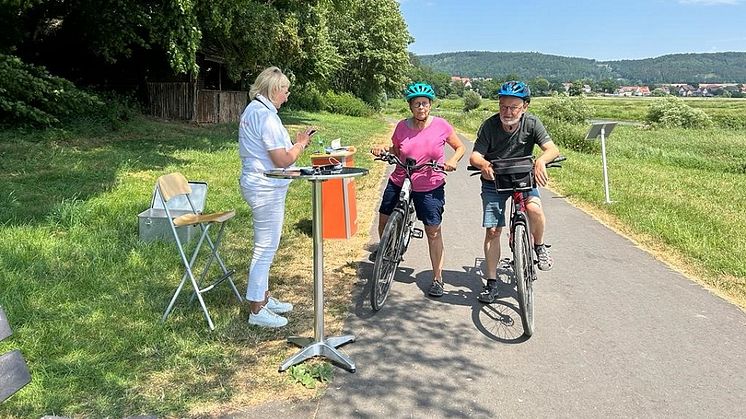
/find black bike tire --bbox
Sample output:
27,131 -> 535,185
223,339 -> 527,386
371,210 -> 405,311
513,223 -> 535,336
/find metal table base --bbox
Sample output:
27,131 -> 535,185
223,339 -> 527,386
280,335 -> 356,372
266,167 -> 367,373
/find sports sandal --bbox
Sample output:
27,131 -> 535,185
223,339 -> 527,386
535,244 -> 553,271
428,280 -> 444,297
478,281 -> 500,304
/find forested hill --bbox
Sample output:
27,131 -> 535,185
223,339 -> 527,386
418,51 -> 746,83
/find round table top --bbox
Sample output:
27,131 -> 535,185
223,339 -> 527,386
264,166 -> 369,180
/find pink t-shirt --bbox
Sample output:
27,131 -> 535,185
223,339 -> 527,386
389,117 -> 454,192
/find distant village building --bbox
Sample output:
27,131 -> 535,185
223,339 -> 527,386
616,86 -> 650,96
676,85 -> 696,96
450,76 -> 472,89
692,83 -> 740,97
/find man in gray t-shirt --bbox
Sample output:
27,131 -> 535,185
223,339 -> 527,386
469,81 -> 560,304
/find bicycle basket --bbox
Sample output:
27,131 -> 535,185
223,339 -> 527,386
490,156 -> 535,192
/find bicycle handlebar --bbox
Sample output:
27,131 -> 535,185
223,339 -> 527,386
374,151 -> 447,174
467,155 -> 566,175
546,155 -> 566,168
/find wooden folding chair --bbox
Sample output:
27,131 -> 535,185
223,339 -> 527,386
0,307 -> 31,402
157,172 -> 242,330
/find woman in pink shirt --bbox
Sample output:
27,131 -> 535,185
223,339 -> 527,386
371,82 -> 465,297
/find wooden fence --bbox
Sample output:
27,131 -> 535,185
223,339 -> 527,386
147,82 -> 196,121
195,90 -> 249,123
146,83 -> 248,123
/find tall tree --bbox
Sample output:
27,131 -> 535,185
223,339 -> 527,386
7,0 -> 202,74
597,78 -> 620,94
5,0 -> 341,87
568,80 -> 584,96
328,0 -> 411,107
529,77 -> 550,96
198,0 -> 340,86
406,58 -> 453,97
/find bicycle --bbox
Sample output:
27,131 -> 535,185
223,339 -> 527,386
370,151 -> 445,311
468,155 -> 565,336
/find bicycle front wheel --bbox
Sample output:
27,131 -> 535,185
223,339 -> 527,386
371,210 -> 405,311
513,223 -> 535,336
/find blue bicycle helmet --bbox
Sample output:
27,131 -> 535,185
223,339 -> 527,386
404,82 -> 436,101
498,80 -> 531,101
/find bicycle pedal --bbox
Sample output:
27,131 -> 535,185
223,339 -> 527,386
411,228 -> 424,239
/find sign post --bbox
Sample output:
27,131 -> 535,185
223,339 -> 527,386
585,122 -> 617,204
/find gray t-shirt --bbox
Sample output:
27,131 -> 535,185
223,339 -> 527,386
473,112 -> 551,161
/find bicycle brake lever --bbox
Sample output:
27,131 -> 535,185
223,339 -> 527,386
467,165 -> 483,176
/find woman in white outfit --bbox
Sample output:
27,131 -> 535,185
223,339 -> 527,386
239,66 -> 315,328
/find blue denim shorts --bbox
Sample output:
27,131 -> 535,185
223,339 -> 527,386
379,180 -> 445,226
480,181 -> 540,228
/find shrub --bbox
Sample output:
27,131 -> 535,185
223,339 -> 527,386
0,53 -> 103,127
542,117 -> 599,154
287,84 -> 325,111
324,91 -> 374,117
646,97 -> 713,128
67,91 -> 141,132
541,94 -> 593,124
710,114 -> 746,130
463,90 -> 482,112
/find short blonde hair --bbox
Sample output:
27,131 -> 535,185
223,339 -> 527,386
250,66 -> 290,100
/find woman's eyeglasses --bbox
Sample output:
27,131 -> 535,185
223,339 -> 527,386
411,101 -> 431,108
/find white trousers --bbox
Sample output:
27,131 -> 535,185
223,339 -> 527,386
241,184 -> 288,302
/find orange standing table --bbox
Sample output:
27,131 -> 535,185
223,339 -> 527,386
310,148 -> 358,239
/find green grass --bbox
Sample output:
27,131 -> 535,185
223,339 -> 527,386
552,127 -> 746,285
3,98 -> 746,416
0,112 -> 390,417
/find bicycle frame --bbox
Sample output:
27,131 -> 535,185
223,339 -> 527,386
394,177 -> 419,256
383,155 -> 433,262
468,154 -> 565,336
369,152 -> 441,310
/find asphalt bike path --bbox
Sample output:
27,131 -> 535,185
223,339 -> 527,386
245,136 -> 746,418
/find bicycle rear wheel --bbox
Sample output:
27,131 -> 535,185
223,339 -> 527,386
371,210 -> 405,311
513,223 -> 535,336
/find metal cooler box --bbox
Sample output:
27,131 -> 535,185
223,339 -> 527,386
138,181 -> 208,243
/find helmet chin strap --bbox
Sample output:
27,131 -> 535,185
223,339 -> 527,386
415,116 -> 428,122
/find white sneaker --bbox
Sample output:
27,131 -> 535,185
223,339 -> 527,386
265,296 -> 293,314
248,306 -> 288,328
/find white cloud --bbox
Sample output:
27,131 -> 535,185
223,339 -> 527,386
678,0 -> 743,5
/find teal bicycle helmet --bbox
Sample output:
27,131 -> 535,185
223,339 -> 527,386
498,80 -> 531,102
404,82 -> 436,101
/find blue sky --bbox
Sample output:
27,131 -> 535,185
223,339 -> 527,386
397,0 -> 746,60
